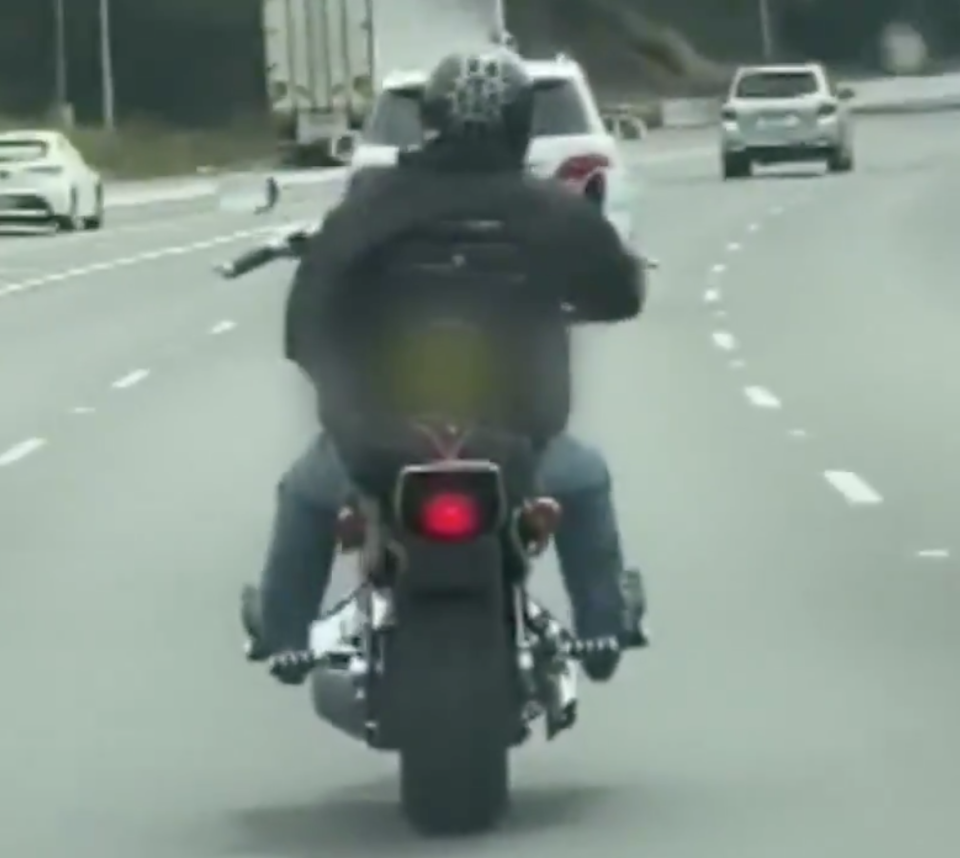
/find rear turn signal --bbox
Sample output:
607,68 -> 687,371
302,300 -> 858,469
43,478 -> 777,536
555,153 -> 609,190
418,491 -> 481,541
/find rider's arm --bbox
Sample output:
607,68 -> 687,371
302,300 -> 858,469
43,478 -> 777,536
559,197 -> 645,323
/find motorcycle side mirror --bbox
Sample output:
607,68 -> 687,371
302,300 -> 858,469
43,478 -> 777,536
216,174 -> 281,214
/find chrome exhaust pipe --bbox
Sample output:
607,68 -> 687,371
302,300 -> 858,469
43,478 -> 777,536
309,663 -> 368,741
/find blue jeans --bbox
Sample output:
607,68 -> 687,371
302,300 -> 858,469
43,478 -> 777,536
258,433 -> 628,652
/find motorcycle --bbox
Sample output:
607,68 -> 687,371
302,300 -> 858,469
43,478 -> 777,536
216,177 -> 650,836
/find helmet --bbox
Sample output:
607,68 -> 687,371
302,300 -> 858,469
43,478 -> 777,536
420,49 -> 534,160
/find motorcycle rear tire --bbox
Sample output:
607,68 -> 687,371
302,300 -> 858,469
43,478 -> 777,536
391,604 -> 513,835
400,734 -> 509,836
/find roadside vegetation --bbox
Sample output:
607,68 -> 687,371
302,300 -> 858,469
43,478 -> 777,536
0,115 -> 275,178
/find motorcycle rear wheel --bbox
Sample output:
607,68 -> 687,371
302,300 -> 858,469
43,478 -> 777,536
400,736 -> 509,835
390,603 -> 514,835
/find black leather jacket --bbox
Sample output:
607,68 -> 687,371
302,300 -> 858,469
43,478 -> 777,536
284,139 -> 644,443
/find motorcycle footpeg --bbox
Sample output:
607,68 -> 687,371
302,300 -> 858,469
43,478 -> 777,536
268,650 -> 315,685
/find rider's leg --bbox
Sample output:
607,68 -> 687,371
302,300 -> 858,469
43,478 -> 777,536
256,434 -> 351,654
537,433 -> 641,678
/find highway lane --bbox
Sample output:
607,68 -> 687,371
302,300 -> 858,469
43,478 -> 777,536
0,142 -> 692,444
711,110 -> 960,558
1,117 -> 959,858
0,179 -> 346,442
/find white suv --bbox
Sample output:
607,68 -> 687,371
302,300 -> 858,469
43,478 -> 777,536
349,56 -> 635,245
719,63 -> 855,179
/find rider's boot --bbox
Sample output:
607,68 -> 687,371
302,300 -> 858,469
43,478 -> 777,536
578,567 -> 649,682
240,584 -> 270,661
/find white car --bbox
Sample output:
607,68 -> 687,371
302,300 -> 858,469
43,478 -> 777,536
719,63 -> 855,179
349,55 -> 636,245
0,130 -> 104,230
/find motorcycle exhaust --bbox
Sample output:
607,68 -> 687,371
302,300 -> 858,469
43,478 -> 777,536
309,662 -> 368,741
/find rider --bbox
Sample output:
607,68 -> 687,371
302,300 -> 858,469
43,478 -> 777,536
245,48 -> 648,684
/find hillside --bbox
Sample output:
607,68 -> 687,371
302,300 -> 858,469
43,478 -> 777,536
0,0 -> 956,126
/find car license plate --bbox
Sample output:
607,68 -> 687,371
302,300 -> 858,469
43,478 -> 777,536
757,115 -> 798,129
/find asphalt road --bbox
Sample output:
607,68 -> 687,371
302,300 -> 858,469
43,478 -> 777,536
1,115 -> 959,857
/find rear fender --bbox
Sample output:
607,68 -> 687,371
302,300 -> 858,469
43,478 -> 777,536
393,533 -> 505,597
378,533 -> 516,748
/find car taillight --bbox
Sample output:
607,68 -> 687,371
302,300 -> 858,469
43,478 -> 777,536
555,153 -> 609,188
418,491 -> 481,541
817,103 -> 837,117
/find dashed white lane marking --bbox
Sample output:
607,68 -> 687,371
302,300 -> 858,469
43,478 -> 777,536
0,226 -> 278,300
112,369 -> 150,389
704,288 -> 720,303
714,309 -> 727,318
729,358 -> 746,369
712,331 -> 737,351
916,549 -> 950,559
823,470 -> 883,505
743,386 -> 781,408
0,437 -> 46,466
710,263 -> 726,275
71,406 -> 95,415
747,222 -> 760,233
209,319 -> 236,335
726,241 -> 741,252
789,428 -> 808,439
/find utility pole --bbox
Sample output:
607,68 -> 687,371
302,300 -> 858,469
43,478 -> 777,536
99,0 -> 116,129
53,0 -> 70,125
758,0 -> 775,60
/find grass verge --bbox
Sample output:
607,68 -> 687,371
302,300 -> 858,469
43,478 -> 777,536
0,115 -> 277,179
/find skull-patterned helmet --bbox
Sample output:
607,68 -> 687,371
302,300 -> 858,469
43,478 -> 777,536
420,49 -> 534,157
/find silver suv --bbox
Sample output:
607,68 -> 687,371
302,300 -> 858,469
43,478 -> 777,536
719,63 -> 855,179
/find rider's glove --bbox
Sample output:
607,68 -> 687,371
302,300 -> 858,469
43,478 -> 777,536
267,649 -> 314,685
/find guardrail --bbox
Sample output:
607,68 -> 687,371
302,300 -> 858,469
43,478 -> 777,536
601,73 -> 960,133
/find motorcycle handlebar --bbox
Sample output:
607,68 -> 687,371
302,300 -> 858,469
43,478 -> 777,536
217,223 -> 317,279
217,244 -> 279,279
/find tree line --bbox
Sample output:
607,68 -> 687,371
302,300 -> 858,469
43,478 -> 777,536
1,0 -> 957,126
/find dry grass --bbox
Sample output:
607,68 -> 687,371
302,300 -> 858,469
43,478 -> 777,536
0,115 -> 277,178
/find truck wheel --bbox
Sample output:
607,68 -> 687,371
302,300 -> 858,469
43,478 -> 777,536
722,153 -> 750,180
827,148 -> 854,173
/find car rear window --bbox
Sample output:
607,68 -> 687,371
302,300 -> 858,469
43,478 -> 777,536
734,71 -> 819,99
531,80 -> 591,136
0,140 -> 48,161
363,78 -> 592,145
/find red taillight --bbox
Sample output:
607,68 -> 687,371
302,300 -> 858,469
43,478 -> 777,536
418,491 -> 481,541
555,153 -> 610,188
